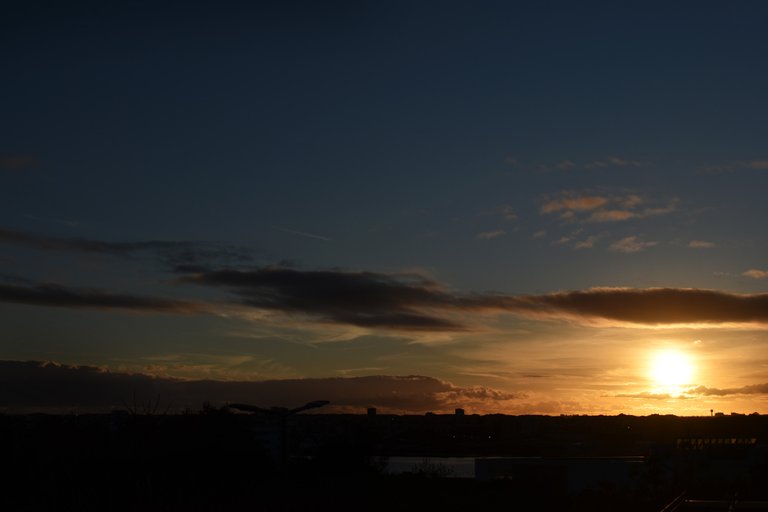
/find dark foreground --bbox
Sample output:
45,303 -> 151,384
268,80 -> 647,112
3,411 -> 767,511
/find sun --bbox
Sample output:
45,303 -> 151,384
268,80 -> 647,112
649,350 -> 694,393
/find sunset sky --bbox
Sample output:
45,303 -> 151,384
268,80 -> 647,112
2,1 -> 768,415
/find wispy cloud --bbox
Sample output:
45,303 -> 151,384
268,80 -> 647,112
274,227 -> 331,242
550,230 -> 598,249
573,235 -> 599,249
497,204 -> 518,221
744,160 -> 768,169
701,159 -> 768,173
537,157 -> 647,172
0,226 -> 256,269
538,159 -> 576,171
583,157 -> 645,169
616,391 -> 685,400
476,230 -> 506,240
540,191 -> 676,224
541,194 -> 608,214
742,269 -> 768,279
480,204 -> 517,222
688,240 -> 716,249
610,236 -> 657,253
0,282 -> 207,314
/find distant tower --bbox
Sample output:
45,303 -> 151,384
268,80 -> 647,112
455,408 -> 465,416
710,409 -> 714,417
367,407 -> 377,416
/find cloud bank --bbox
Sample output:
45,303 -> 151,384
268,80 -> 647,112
0,361 -> 521,414
3,264 -> 768,330
182,267 -> 768,329
686,383 -> 768,396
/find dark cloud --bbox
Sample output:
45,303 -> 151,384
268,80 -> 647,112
617,382 -> 768,399
0,226 -> 256,269
182,267 -> 768,329
686,383 -> 768,396
5,244 -> 768,329
0,282 -> 206,314
0,361 -> 521,414
181,267 -> 468,331
494,288 -> 768,326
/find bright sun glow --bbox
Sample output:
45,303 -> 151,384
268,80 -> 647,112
649,350 -> 695,394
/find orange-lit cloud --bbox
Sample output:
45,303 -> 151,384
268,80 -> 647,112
609,236 -> 657,253
742,269 -> 768,279
689,240 -> 716,249
540,191 -> 676,224
588,209 -> 635,222
540,194 -> 608,213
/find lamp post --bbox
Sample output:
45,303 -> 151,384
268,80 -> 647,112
229,400 -> 330,464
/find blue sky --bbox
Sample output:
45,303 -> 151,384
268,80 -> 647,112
2,1 -> 768,415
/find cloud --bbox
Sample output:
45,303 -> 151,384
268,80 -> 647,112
182,267 -> 468,331
573,235 -> 598,249
540,192 -> 676,224
5,263 -> 768,330
0,155 -> 38,170
744,160 -> 768,169
685,383 -> 768,396
481,205 -> 517,222
610,236 -> 657,253
274,227 -> 331,242
0,226 -> 256,269
0,282 -> 207,314
0,361 -> 522,414
498,204 -> 518,221
492,287 -> 768,327
476,230 -> 505,240
615,391 -> 682,400
541,195 -> 608,214
587,210 -> 636,222
550,231 -> 598,249
742,269 -> 768,279
537,157 -> 646,172
583,157 -> 644,169
181,267 -> 768,329
689,240 -> 716,249
701,159 -> 768,173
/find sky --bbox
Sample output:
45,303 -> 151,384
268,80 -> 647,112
2,1 -> 768,416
